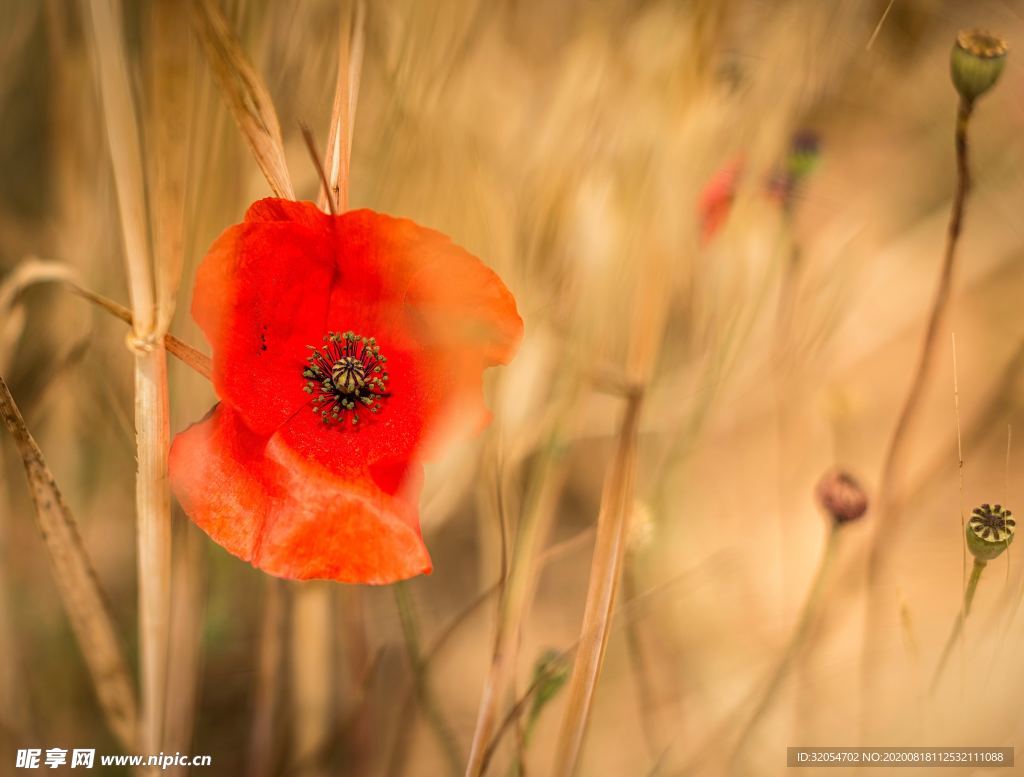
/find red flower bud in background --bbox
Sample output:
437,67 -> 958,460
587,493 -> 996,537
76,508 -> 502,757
697,132 -> 820,242
169,199 -> 523,584
697,156 -> 743,243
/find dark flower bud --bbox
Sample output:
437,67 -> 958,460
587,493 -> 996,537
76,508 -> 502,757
815,469 -> 868,525
966,503 -> 1015,562
951,29 -> 1008,104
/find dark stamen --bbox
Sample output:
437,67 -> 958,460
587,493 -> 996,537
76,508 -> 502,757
302,331 -> 390,426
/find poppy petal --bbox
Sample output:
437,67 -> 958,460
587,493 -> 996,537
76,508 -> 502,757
279,210 -> 523,472
245,197 -> 330,230
329,211 -> 522,366
168,403 -> 270,562
193,206 -> 336,435
169,403 -> 431,584
257,436 -> 430,583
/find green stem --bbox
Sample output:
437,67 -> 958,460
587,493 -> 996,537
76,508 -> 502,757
393,582 -> 462,777
930,557 -> 986,694
731,522 -> 841,761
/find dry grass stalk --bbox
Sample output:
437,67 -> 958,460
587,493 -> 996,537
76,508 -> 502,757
69,283 -> 212,381
87,0 -> 155,336
148,14 -> 196,761
146,10 -> 195,763
149,0 -> 192,335
551,391 -> 642,777
551,233 -> 668,775
162,523 -> 204,776
1,259 -> 210,380
290,583 -> 333,777
191,0 -> 295,200
393,582 -> 462,776
319,0 -> 365,213
88,1 -> 180,761
464,431 -> 571,777
131,344 -> 173,763
863,80 -> 982,732
0,260 -> 78,372
0,261 -> 78,744
248,579 -> 287,777
0,375 -> 138,751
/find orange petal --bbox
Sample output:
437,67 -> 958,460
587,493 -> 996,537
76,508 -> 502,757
169,404 -> 432,584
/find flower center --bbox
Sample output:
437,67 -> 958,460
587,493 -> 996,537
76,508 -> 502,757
302,331 -> 389,426
969,503 -> 1015,543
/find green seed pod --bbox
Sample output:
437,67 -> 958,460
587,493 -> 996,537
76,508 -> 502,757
966,503 -> 1015,562
951,29 -> 1008,104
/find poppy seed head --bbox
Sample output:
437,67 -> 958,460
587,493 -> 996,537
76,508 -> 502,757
815,469 -> 868,525
967,503 -> 1015,562
951,29 -> 1008,103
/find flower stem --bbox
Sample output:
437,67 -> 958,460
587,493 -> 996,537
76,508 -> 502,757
873,96 -> 973,568
864,96 -> 975,729
393,582 -> 462,777
930,557 -> 986,694
732,522 -> 841,761
552,390 -> 643,777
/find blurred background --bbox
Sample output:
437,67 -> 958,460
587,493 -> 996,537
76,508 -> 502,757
3,0 -> 1024,775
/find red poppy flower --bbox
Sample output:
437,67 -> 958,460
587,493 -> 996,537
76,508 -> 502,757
168,199 -> 522,584
698,134 -> 821,242
697,156 -> 743,243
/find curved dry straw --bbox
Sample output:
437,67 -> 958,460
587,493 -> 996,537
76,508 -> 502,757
0,376 -> 138,750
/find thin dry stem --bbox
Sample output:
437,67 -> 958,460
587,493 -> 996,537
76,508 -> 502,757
622,564 -> 666,761
149,0 -> 192,336
864,96 -> 975,728
394,582 -> 462,776
67,283 -> 212,380
147,12 -> 195,763
0,375 -> 138,751
463,432 -> 570,777
191,0 -> 295,200
551,391 -> 643,777
0,260 -> 78,371
290,583 -> 332,777
163,523 -> 204,777
320,0 -> 365,213
873,99 -> 973,564
478,648 -> 573,776
248,579 -> 287,777
89,2 -> 175,760
731,523 -> 841,763
132,344 -> 173,762
301,124 -> 336,217
87,0 -> 155,337
2,261 -> 206,377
